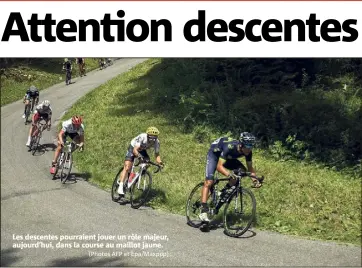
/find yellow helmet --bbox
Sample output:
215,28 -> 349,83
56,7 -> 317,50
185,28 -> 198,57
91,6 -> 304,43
146,126 -> 160,136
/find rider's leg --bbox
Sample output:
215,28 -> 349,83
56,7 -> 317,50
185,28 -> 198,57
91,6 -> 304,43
23,99 -> 30,117
26,113 -> 38,146
199,150 -> 218,222
31,98 -> 36,112
117,160 -> 133,195
117,145 -> 135,195
51,133 -> 66,168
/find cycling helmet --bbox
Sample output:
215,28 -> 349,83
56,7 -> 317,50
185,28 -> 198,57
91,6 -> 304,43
42,100 -> 50,107
146,126 -> 159,136
29,85 -> 37,92
64,58 -> 68,62
72,115 -> 83,125
239,132 -> 256,148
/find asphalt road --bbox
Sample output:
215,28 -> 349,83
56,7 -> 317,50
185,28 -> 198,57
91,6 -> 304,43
1,59 -> 361,267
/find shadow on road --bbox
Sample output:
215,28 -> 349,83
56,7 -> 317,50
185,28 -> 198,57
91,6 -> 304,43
30,143 -> 57,156
51,172 -> 92,184
114,188 -> 167,210
47,255 -> 127,267
69,172 -> 92,182
41,143 -> 57,152
195,218 -> 257,239
1,248 -> 22,266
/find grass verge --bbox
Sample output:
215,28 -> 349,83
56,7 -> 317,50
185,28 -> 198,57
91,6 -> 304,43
61,59 -> 361,246
1,58 -> 100,106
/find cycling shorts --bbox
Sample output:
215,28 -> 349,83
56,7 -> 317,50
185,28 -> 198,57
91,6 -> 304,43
205,150 -> 247,180
125,145 -> 149,162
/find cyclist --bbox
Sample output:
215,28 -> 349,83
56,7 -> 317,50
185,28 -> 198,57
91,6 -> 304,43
63,58 -> 72,85
117,127 -> 164,197
198,132 -> 262,223
25,100 -> 52,147
50,115 -> 85,174
22,85 -> 39,118
99,58 -> 105,70
77,58 -> 86,77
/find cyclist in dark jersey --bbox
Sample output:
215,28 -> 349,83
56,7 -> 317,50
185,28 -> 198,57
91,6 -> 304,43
199,132 -> 261,223
22,85 -> 39,118
63,58 -> 72,85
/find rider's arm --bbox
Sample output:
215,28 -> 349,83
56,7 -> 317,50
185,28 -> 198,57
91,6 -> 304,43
245,151 -> 256,178
154,140 -> 162,164
155,153 -> 162,164
48,109 -> 52,125
133,146 -> 142,157
216,158 -> 231,177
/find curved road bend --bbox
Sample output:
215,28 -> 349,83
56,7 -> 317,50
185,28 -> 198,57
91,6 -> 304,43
1,59 -> 361,267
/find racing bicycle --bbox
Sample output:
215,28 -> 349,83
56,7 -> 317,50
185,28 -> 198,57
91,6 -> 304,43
52,141 -> 82,183
24,99 -> 36,125
28,118 -> 49,155
111,157 -> 163,209
186,168 -> 264,237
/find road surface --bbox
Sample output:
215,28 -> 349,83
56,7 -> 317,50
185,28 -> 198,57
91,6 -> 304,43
1,59 -> 361,267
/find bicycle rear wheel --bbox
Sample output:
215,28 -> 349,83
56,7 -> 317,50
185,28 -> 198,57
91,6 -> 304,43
60,153 -> 73,183
130,170 -> 152,209
223,187 -> 256,237
111,167 -> 130,202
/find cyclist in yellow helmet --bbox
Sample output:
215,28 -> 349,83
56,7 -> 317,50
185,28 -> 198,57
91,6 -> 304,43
116,127 -> 164,197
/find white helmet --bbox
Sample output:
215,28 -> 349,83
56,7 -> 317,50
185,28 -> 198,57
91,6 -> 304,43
43,100 -> 50,107
29,85 -> 37,92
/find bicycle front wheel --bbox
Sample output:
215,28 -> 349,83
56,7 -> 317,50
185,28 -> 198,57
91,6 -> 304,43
223,188 -> 256,237
185,182 -> 205,228
111,167 -> 124,202
130,170 -> 152,209
60,153 -> 73,183
31,131 -> 41,155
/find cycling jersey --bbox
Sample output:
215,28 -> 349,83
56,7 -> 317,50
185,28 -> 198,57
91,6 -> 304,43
63,61 -> 72,71
61,119 -> 84,135
210,137 -> 252,162
205,137 -> 252,180
130,133 -> 160,154
25,87 -> 39,99
34,103 -> 52,117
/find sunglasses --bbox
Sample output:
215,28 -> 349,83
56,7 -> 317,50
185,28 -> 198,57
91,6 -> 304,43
148,135 -> 157,141
244,144 -> 253,149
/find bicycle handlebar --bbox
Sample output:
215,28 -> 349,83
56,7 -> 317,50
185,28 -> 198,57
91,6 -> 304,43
233,168 -> 265,183
135,157 -> 163,174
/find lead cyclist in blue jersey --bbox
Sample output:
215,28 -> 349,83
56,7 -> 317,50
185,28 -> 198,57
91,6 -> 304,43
199,132 -> 262,223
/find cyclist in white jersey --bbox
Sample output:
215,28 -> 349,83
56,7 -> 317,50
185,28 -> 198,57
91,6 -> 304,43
117,127 -> 164,196
25,100 -> 52,147
50,115 -> 84,174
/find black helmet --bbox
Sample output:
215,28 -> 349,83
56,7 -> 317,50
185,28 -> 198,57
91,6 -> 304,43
239,132 -> 256,148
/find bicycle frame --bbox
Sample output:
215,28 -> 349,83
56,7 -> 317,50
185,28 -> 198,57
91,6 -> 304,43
210,170 -> 263,215
126,159 -> 161,189
58,141 -> 77,164
33,120 -> 47,137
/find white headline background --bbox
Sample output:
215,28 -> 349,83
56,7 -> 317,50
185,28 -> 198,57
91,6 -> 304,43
0,1 -> 361,57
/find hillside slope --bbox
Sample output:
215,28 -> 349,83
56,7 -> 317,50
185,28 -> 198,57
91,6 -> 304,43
1,58 -> 101,106
62,59 -> 361,245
